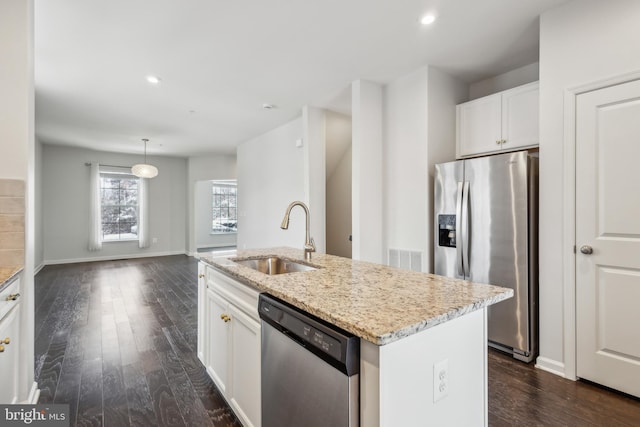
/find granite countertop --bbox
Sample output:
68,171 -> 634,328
0,266 -> 23,290
198,247 -> 513,346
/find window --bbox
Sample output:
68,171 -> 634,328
212,181 -> 237,233
101,174 -> 139,241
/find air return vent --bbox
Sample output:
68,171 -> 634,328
388,249 -> 423,272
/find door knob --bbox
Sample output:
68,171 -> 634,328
580,245 -> 593,255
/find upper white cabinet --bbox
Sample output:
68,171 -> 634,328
199,262 -> 261,427
457,81 -> 539,158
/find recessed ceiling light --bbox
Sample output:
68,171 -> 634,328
421,14 -> 436,25
146,75 -> 161,85
262,103 -> 276,110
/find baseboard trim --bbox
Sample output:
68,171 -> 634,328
43,250 -> 188,266
34,263 -> 44,275
23,382 -> 40,404
535,356 -> 567,378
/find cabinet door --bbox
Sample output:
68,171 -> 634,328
197,263 -> 206,363
206,289 -> 230,395
0,305 -> 20,403
229,305 -> 261,427
457,93 -> 502,158
501,82 -> 539,151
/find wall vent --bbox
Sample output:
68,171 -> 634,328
388,249 -> 423,272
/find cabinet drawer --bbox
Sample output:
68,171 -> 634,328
206,267 -> 259,320
0,277 -> 20,321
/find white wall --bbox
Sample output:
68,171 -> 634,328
0,0 -> 30,180
303,106 -> 327,254
42,144 -> 188,263
352,80 -> 383,263
383,66 -> 467,272
187,154 -> 237,254
195,180 -> 237,249
326,111 -> 352,258
537,0 -> 640,375
34,138 -> 43,270
469,62 -> 539,100
384,68 -> 430,269
0,0 -> 35,403
237,117 -> 307,251
427,68 -> 469,268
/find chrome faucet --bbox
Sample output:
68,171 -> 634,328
280,201 -> 315,260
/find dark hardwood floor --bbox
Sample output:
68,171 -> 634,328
35,255 -> 640,426
35,255 -> 241,427
488,350 -> 640,426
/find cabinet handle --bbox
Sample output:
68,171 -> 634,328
198,274 -> 205,279
496,140 -> 502,145
220,313 -> 231,322
0,345 -> 4,353
5,293 -> 20,301
502,139 -> 507,144
0,338 -> 9,345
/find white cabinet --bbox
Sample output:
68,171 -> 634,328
206,288 -> 231,395
457,81 -> 539,158
199,262 -> 261,427
228,304 -> 261,426
0,281 -> 21,404
197,262 -> 206,363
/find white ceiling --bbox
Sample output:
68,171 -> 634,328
34,0 -> 569,158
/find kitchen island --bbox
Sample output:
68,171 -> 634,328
198,247 -> 512,427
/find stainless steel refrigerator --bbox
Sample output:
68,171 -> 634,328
434,150 -> 538,362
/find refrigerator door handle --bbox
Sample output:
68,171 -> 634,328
462,181 -> 471,277
456,182 -> 464,276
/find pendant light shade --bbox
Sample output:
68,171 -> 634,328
132,138 -> 158,178
131,163 -> 158,178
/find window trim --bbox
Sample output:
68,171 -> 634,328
100,171 -> 140,243
211,180 -> 237,234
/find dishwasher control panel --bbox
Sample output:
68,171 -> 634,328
297,318 -> 341,359
259,293 -> 360,376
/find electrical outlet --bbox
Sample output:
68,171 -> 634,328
433,359 -> 449,402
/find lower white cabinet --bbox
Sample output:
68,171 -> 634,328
197,263 -> 206,363
0,275 -> 21,404
0,303 -> 20,404
206,288 -> 230,395
228,303 -> 261,426
199,262 -> 261,427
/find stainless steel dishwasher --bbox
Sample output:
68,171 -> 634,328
258,294 -> 360,427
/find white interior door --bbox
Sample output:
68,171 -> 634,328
576,79 -> 640,398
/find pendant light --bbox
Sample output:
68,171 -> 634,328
131,138 -> 158,178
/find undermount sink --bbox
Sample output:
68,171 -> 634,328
233,256 -> 318,275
